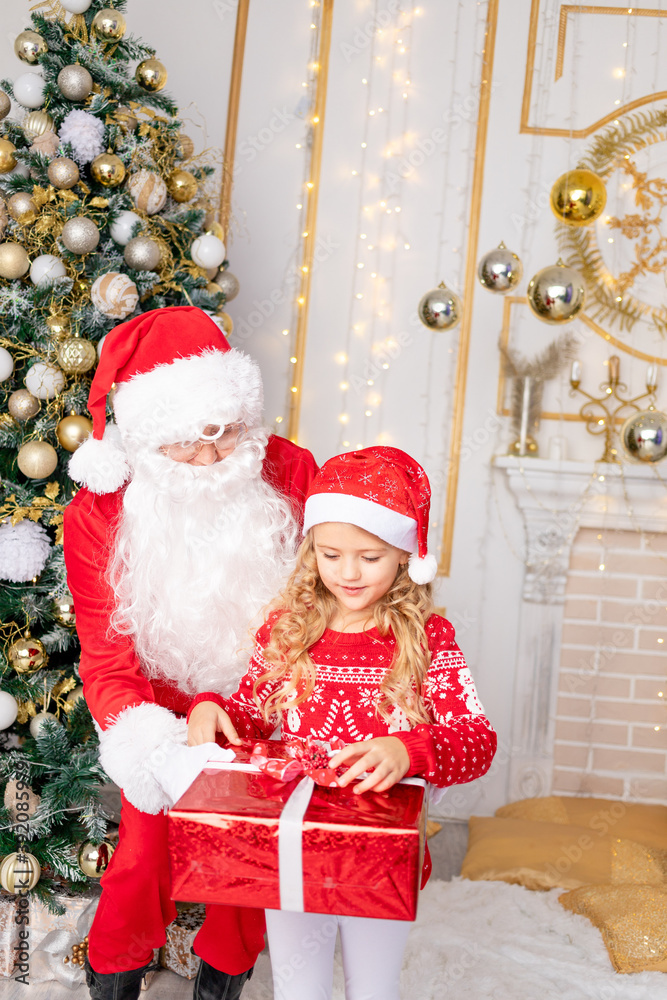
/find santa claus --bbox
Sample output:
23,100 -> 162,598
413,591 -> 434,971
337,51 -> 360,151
63,306 -> 318,1000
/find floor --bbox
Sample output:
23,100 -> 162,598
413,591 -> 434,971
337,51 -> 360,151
2,819 -> 470,999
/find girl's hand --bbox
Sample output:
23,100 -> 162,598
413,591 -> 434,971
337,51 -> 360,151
187,701 -> 242,747
329,737 -> 410,794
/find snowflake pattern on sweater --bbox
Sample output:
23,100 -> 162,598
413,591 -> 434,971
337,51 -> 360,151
189,613 -> 496,788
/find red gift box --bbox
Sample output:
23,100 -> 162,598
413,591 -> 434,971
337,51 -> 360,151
167,740 -> 426,921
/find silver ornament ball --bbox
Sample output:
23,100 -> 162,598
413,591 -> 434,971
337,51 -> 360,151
417,281 -> 462,331
57,64 -> 94,102
123,235 -> 161,271
61,216 -> 100,254
214,270 -> 240,302
527,261 -> 586,324
29,711 -> 59,738
477,242 -> 523,293
621,409 -> 667,464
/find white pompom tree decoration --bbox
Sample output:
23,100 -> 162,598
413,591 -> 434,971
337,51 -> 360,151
58,109 -> 105,164
0,519 -> 52,582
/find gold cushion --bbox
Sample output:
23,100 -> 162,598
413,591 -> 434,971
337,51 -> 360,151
612,839 -> 667,886
461,816 -> 614,891
559,884 -> 667,973
496,796 -> 667,851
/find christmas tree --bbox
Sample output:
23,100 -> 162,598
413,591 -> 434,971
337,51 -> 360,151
0,0 -> 237,910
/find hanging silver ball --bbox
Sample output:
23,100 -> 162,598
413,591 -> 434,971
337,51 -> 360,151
213,270 -> 240,302
477,241 -> 523,293
417,281 -> 462,331
526,260 -> 586,324
621,409 -> 667,463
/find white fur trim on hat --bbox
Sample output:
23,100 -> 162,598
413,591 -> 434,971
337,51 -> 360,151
113,347 -> 263,448
68,422 -> 130,495
408,552 -> 438,584
303,492 -> 418,553
97,702 -> 188,815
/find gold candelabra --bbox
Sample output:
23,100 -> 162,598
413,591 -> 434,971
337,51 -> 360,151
569,355 -> 658,463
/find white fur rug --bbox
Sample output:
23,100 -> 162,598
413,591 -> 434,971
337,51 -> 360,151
245,878 -> 667,999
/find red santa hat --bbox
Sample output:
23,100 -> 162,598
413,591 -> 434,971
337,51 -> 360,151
69,306 -> 264,495
302,446 -> 438,585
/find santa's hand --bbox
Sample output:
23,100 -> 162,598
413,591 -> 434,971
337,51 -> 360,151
188,700 -> 241,747
152,742 -> 236,806
330,736 -> 410,794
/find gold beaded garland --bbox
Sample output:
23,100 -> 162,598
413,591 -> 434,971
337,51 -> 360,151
56,413 -> 93,450
8,633 -> 48,674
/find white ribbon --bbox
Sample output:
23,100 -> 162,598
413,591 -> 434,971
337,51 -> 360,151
278,775 -> 316,911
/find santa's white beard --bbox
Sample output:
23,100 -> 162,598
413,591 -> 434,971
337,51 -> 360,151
108,429 -> 298,697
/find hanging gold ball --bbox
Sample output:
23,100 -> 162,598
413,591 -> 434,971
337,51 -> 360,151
135,58 -> 167,93
205,221 -> 225,243
214,270 -> 240,301
66,684 -> 84,704
167,169 -> 198,203
123,235 -> 161,271
0,242 -> 30,279
57,64 -> 93,102
477,242 -> 523,293
52,592 -> 77,625
91,8 -> 127,41
30,711 -> 59,738
0,91 -> 10,121
206,281 -> 221,295
8,192 -> 38,225
56,413 -> 93,450
48,157 -> 80,190
417,281 -> 462,330
8,634 -> 48,674
0,852 -> 41,893
78,839 -> 115,878
527,261 -> 586,324
0,199 -> 7,239
17,440 -> 58,479
14,30 -> 47,65
8,389 -> 40,421
176,133 -> 194,159
217,311 -> 233,336
621,408 -> 667,463
22,109 -> 54,141
61,216 -> 100,254
128,169 -> 167,215
115,106 -> 138,133
57,336 -> 97,374
550,169 -> 607,227
90,152 -> 126,188
0,139 -> 17,174
45,312 -> 71,336
91,272 -> 139,319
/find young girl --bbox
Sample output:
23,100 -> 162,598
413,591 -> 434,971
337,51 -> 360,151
188,446 -> 496,1000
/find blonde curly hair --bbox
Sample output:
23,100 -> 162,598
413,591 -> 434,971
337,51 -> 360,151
254,531 -> 434,725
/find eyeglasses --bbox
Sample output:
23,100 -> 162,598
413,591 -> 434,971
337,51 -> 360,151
161,422 -> 247,462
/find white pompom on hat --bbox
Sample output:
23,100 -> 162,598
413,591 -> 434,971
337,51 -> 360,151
302,446 -> 438,584
68,306 -> 264,494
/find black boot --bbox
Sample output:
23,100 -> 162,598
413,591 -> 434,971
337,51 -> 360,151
192,959 -> 254,1000
84,955 -> 158,1000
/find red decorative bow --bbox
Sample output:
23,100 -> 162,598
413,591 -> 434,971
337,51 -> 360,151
250,737 -> 347,787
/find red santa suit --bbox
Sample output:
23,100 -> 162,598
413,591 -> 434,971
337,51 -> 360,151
63,307 -> 318,975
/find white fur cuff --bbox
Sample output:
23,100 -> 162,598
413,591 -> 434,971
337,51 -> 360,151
98,702 -> 188,814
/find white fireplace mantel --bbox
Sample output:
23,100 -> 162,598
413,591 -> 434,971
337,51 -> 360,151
494,455 -> 667,801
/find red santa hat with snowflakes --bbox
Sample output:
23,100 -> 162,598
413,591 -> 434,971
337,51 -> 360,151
69,306 -> 263,494
302,446 -> 438,585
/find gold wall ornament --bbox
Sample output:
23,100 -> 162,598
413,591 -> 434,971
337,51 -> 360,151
57,336 -> 97,373
8,192 -> 38,225
90,152 -> 126,187
0,138 -> 17,174
8,633 -> 48,674
417,281 -> 462,330
78,839 -> 115,878
17,439 -> 59,479
8,389 -> 40,421
22,109 -> 54,141
527,260 -> 585,324
0,242 -> 30,279
621,409 -> 667,464
14,30 -> 47,64
167,169 -> 198,203
0,852 -> 41,893
135,58 -> 168,93
91,8 -> 126,41
550,169 -> 606,227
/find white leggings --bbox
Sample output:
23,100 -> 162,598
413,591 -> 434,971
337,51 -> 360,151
265,909 -> 413,1000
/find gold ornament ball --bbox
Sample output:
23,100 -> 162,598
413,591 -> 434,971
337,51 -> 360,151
56,413 -> 93,450
17,439 -> 58,479
30,711 -> 59,738
123,236 -> 161,271
0,242 -> 30,279
57,64 -> 93,102
135,58 -> 168,92
0,413 -> 17,432
217,311 -> 233,335
527,261 -> 586,324
206,281 -> 221,296
22,109 -> 54,141
0,852 -> 41,893
115,106 -> 138,133
621,409 -> 667,464
61,216 -> 100,254
48,156 -> 80,190
14,30 -> 47,65
57,336 -> 97,374
176,133 -> 194,159
8,634 -> 48,674
417,281 -> 462,331
214,270 -> 240,302
0,91 -> 10,121
53,594 -> 77,626
91,272 -> 139,319
206,221 -> 225,243
45,312 -> 71,336
78,839 -> 115,878
128,169 -> 167,215
550,169 -> 607,227
66,686 -> 84,707
8,389 -> 39,421
0,198 -> 7,239
167,169 -> 198,203
91,152 -> 126,188
0,138 -> 17,174
8,192 -> 38,225
91,8 -> 127,41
